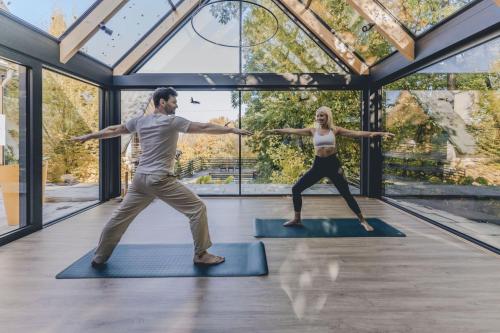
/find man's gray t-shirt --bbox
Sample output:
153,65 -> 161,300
125,114 -> 191,175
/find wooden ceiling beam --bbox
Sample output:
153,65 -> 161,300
60,0 -> 128,64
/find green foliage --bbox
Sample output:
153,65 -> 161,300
475,177 -> 489,186
458,176 -> 474,186
42,70 -> 99,183
196,175 -> 213,184
380,0 -> 475,35
428,176 -> 441,184
268,146 -> 310,184
224,176 -> 234,184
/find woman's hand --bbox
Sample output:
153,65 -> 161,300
370,132 -> 395,139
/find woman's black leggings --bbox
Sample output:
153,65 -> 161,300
292,154 -> 361,215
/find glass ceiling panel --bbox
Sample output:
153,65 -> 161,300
139,0 -> 345,74
378,0 -> 477,36
137,1 -> 239,73
242,0 -> 346,73
422,37 -> 500,74
0,0 -> 96,38
81,0 -> 182,67
304,0 -> 394,66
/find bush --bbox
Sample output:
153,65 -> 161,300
224,176 -> 234,184
196,175 -> 213,184
475,177 -> 489,185
458,176 -> 474,185
428,176 -> 441,184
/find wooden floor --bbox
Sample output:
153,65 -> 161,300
0,197 -> 499,333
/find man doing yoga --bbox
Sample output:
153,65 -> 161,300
73,87 -> 251,267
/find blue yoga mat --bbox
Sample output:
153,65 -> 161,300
56,242 -> 268,279
254,218 -> 405,238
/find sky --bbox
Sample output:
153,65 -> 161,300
175,90 -> 241,122
0,0 -> 95,35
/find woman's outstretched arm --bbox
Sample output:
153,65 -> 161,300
335,126 -> 394,139
264,128 -> 313,136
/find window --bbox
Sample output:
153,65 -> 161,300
0,57 -> 27,235
382,38 -> 500,247
42,69 -> 100,223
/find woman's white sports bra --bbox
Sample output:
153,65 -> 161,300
313,129 -> 336,148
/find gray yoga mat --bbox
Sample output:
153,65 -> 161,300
56,242 -> 268,279
254,218 -> 405,238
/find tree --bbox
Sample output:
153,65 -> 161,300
42,70 -> 99,183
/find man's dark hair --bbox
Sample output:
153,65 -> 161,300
153,87 -> 177,107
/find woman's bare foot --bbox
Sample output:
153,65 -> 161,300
283,219 -> 302,227
360,220 -> 374,232
193,251 -> 225,265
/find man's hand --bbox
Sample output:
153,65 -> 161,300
233,128 -> 253,136
370,132 -> 395,139
72,134 -> 92,143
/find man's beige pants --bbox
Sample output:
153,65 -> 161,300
93,173 -> 212,264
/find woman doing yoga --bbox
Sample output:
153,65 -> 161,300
264,106 -> 394,231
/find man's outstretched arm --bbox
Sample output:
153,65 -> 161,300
72,124 -> 130,143
187,122 -> 252,135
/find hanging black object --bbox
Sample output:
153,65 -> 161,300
362,23 -> 375,33
99,23 -> 113,36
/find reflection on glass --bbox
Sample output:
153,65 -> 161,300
303,0 -> 394,65
192,0 -> 240,47
82,0 -> 181,66
243,0 -> 346,73
241,90 -> 360,195
42,69 -> 100,223
0,57 -> 26,235
121,90 -> 240,195
378,0 -> 476,35
0,0 -> 96,37
382,38 -> 500,248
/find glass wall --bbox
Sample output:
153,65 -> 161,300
42,69 -> 100,223
241,90 -> 361,195
382,38 -> 500,247
120,90 -> 240,195
120,90 -> 153,195
0,57 -> 27,235
120,90 -> 361,196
